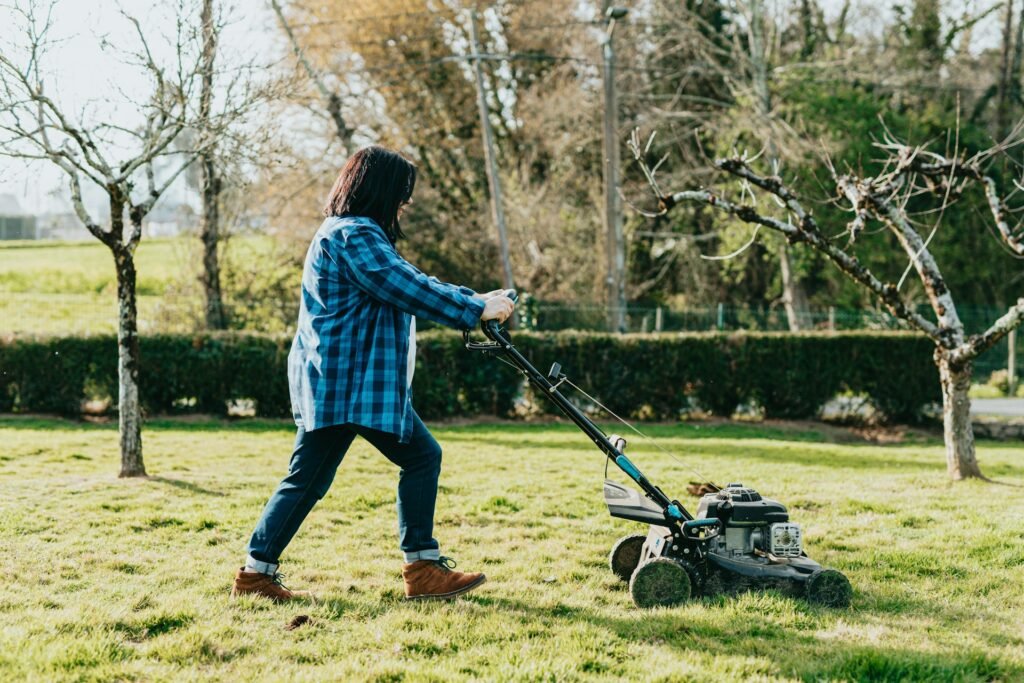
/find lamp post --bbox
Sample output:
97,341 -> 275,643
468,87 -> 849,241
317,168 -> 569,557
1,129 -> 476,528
602,4 -> 628,332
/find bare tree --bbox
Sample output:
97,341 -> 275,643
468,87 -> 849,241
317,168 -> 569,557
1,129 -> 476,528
629,126 -> 1024,481
0,1 -> 254,476
198,0 -> 226,329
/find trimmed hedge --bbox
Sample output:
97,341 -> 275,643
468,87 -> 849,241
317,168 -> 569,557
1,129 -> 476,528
513,331 -> 939,421
0,331 -> 940,421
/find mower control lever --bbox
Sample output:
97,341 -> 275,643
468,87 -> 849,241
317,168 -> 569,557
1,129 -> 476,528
548,362 -> 562,381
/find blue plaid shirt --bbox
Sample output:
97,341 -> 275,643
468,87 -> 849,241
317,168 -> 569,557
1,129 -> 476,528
288,215 -> 485,441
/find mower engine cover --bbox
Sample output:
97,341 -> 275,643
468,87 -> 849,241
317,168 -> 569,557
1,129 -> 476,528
697,483 -> 802,558
695,483 -> 789,525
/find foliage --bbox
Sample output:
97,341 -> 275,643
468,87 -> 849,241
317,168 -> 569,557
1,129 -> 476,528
0,331 -> 939,422
273,0 -> 1021,315
0,418 -> 1022,680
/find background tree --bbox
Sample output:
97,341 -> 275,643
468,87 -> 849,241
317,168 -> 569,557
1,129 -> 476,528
0,1 -> 261,475
199,0 -> 226,329
246,0 -> 1020,341
631,125 -> 1024,480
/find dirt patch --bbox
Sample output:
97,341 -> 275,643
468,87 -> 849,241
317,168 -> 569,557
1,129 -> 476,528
285,614 -> 312,631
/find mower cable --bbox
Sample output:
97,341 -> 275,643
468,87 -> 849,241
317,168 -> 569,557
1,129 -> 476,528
485,351 -> 721,489
562,378 -> 723,491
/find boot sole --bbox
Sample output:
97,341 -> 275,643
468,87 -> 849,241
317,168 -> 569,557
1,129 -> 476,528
405,575 -> 487,601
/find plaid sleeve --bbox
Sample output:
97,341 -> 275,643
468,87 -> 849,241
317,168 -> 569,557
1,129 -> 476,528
406,261 -> 478,298
427,275 -> 477,298
339,225 -> 485,330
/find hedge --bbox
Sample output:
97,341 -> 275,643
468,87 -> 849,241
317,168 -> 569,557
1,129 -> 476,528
0,331 -> 940,422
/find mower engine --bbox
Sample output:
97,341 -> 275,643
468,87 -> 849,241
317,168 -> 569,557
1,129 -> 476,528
696,483 -> 802,559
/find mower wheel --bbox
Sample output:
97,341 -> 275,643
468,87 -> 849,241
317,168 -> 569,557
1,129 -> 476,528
609,534 -> 647,582
629,558 -> 692,608
805,568 -> 852,608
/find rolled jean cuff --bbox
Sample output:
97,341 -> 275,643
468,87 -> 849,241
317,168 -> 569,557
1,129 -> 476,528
245,554 -> 279,576
404,548 -> 441,563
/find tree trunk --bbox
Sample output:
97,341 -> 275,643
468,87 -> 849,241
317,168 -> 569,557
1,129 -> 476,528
935,348 -> 983,480
199,0 -> 226,330
746,0 -> 811,332
200,158 -> 226,329
779,243 -> 810,331
114,246 -> 146,478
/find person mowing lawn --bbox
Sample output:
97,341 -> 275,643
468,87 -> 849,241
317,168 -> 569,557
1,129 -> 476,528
232,145 -> 515,602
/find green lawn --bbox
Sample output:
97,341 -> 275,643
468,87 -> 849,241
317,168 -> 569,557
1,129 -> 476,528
0,238 -> 191,295
1,418 -> 1022,682
0,237 -> 277,335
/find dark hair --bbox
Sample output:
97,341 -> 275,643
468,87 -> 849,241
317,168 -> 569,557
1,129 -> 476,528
323,145 -> 417,243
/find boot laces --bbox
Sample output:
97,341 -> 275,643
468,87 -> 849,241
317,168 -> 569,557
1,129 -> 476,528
434,556 -> 457,572
271,572 -> 292,590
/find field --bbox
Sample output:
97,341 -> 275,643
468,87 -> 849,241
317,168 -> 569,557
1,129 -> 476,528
0,237 -> 279,335
1,417 -> 1022,682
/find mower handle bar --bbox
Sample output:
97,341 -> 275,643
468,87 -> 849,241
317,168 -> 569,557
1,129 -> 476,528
462,292 -> 698,529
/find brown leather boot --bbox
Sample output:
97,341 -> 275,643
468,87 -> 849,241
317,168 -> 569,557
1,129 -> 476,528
231,568 -> 312,602
403,556 -> 486,600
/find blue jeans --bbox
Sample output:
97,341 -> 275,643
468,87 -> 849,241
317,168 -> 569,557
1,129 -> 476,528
247,408 -> 442,568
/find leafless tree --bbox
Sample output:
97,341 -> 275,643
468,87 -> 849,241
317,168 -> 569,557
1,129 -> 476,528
0,1 -> 261,476
198,0 -> 226,329
629,124 -> 1024,481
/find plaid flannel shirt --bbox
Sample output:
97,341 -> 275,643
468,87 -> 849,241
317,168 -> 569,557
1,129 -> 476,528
288,215 -> 485,442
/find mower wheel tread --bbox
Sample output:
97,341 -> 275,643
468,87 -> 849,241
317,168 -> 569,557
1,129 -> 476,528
629,557 -> 692,608
609,534 -> 647,582
805,568 -> 853,608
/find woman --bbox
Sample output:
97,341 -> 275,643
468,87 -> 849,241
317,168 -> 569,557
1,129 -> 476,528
232,146 -> 515,602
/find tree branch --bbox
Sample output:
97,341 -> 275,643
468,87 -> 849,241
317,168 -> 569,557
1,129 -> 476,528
628,138 -> 941,340
662,186 -> 941,339
962,297 -> 1024,362
983,177 -> 1024,256
269,0 -> 352,150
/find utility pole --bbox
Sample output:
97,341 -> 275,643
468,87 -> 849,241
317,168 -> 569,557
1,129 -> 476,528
602,4 -> 628,333
468,10 -> 515,295
746,0 -> 809,331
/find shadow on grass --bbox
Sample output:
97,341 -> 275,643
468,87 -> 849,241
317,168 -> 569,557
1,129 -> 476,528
462,593 -> 1017,681
148,476 -> 225,497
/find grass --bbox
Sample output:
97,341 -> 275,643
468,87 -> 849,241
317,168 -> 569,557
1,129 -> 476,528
0,236 -> 275,334
970,383 -> 1024,399
0,238 -> 189,295
1,417 -> 1023,682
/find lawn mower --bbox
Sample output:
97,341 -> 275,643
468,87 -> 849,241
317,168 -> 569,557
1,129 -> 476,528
463,293 -> 852,609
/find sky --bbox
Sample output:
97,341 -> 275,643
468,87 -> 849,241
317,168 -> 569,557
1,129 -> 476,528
0,0 -> 279,215
0,0 -> 1006,217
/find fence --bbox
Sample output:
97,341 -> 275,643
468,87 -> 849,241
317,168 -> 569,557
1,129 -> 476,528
1,292 -> 1019,382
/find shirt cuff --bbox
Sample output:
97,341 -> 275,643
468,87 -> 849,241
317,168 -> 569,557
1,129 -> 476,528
457,296 -> 487,330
